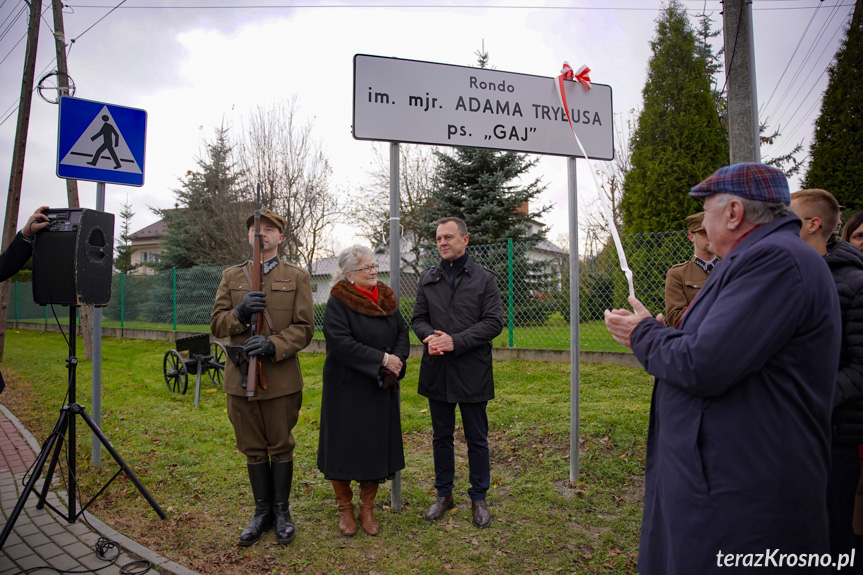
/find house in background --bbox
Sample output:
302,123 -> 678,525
309,252 -> 420,305
128,219 -> 167,275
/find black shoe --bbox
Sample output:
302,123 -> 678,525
471,500 -> 491,529
425,496 -> 454,521
238,462 -> 273,546
272,461 -> 296,545
238,510 -> 273,546
273,506 -> 296,544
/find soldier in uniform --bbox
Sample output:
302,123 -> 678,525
664,212 -> 718,328
211,209 -> 314,547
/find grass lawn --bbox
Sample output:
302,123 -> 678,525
0,330 -> 649,574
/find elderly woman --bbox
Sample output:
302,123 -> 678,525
317,245 -> 409,536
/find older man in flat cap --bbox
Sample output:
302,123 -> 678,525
664,212 -> 718,329
211,208 -> 314,547
605,163 -> 842,574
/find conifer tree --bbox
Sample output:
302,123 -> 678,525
420,147 -> 548,245
418,46 -> 555,325
156,125 -> 248,268
419,45 -> 549,244
620,0 -> 728,233
804,0 -> 863,209
113,195 -> 139,274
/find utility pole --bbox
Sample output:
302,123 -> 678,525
723,0 -> 761,163
52,0 -> 79,209
0,0 -> 43,361
51,0 -> 93,364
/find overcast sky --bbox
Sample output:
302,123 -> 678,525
0,0 -> 855,255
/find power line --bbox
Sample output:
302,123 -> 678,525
69,0 -> 127,45
0,2 -> 26,46
759,0 -> 822,115
770,4 -> 849,132
60,2 -> 855,11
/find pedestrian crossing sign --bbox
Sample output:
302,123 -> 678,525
57,97 -> 147,187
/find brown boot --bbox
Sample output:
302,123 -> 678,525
331,481 -> 358,536
358,482 -> 380,536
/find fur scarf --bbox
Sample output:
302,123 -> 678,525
330,280 -> 398,317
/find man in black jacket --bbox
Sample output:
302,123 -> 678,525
792,188 -> 863,563
0,206 -> 51,393
412,217 -> 503,529
0,206 -> 50,282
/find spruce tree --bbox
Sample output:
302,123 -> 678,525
113,195 -> 139,274
804,0 -> 863,209
421,147 -> 548,245
156,125 -> 248,269
621,0 -> 728,233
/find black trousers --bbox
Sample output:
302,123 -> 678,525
827,443 -> 860,566
428,398 -> 489,501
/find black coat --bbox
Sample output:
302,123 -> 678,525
317,280 -> 409,482
411,255 -> 503,403
825,238 -> 863,444
0,232 -> 33,393
0,232 -> 33,283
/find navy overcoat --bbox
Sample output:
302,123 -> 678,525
630,214 -> 841,574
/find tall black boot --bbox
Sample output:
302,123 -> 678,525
272,460 -> 296,545
238,461 -> 273,546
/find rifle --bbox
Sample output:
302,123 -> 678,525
246,183 -> 265,397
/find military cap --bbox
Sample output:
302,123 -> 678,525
685,212 -> 705,233
246,209 -> 286,233
689,163 -> 790,206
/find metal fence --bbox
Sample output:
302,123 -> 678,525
8,233 -> 692,351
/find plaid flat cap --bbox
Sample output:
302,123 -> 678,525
689,163 -> 790,206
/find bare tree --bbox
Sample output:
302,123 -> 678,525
351,143 -> 439,272
236,99 -> 341,270
583,109 -> 636,261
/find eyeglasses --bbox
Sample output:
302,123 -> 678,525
350,264 -> 379,273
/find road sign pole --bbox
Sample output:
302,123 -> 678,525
91,182 -> 105,466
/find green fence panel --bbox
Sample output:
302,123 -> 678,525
6,233 -> 691,351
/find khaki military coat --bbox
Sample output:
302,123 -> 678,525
664,258 -> 710,329
211,260 -> 314,400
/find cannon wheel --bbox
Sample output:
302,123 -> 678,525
206,341 -> 227,387
163,350 -> 188,394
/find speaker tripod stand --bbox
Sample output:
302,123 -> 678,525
0,307 -> 166,550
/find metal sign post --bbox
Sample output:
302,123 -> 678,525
56,96 -> 147,466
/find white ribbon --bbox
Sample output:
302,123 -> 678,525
556,61 -> 634,298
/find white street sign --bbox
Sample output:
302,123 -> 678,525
353,54 -> 613,160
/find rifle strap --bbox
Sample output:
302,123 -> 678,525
242,264 -> 276,334
258,363 -> 269,390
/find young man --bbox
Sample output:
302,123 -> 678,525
664,212 -> 718,329
791,188 -> 863,561
210,209 -> 314,546
412,217 -> 503,529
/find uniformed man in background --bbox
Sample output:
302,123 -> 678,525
211,209 -> 314,547
664,212 -> 718,328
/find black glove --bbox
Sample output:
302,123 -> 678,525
378,367 -> 399,391
234,291 -> 266,324
243,335 -> 275,357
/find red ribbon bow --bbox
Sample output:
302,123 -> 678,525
560,61 -> 591,90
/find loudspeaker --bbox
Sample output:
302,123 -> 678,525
32,208 -> 115,307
